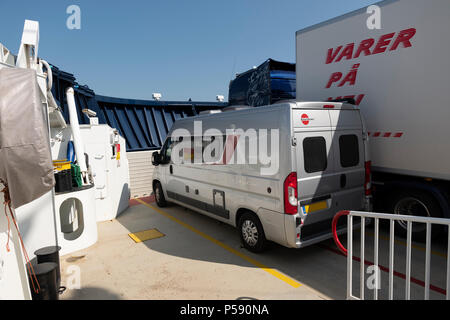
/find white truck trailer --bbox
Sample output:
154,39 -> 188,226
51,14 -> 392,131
296,0 -> 450,238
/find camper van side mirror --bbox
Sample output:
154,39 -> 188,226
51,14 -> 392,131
152,151 -> 160,166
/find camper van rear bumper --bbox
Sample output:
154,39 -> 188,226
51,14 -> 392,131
284,210 -> 366,249
297,226 -> 349,248
365,196 -> 373,212
284,211 -> 350,248
284,214 -> 302,248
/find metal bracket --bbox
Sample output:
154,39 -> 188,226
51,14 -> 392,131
292,137 -> 297,147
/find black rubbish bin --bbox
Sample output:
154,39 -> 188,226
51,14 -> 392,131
28,262 -> 59,300
55,170 -> 72,193
35,246 -> 62,289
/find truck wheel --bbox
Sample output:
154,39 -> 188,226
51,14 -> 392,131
154,182 -> 168,207
389,191 -> 443,241
238,212 -> 267,253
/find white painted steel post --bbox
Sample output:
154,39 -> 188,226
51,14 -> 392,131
66,87 -> 88,184
389,220 -> 395,300
374,218 -> 379,300
425,223 -> 431,300
347,215 -> 353,299
360,217 -> 365,300
447,229 -> 450,300
406,221 -> 412,300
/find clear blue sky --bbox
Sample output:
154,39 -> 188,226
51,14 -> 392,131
0,0 -> 376,101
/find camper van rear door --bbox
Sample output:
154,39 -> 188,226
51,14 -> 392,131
294,130 -> 337,223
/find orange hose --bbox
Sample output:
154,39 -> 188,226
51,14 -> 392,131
1,185 -> 40,294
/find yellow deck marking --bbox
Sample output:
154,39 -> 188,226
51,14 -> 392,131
129,229 -> 165,243
367,231 -> 447,259
135,199 -> 302,288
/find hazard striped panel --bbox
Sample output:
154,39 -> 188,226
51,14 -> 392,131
368,132 -> 404,138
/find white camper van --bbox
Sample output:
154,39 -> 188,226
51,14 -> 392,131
152,101 -> 371,252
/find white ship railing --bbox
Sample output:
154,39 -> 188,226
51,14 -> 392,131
332,210 -> 450,300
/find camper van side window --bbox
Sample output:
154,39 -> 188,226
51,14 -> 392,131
161,138 -> 173,164
173,136 -> 193,164
339,135 -> 359,168
202,136 -> 216,159
303,137 -> 327,173
202,135 -> 227,163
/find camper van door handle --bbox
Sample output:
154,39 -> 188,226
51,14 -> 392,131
170,165 -> 173,174
340,174 -> 347,188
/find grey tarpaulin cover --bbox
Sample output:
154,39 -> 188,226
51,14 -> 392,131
0,68 -> 55,208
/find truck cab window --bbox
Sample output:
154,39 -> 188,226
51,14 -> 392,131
339,135 -> 359,168
303,137 -> 327,173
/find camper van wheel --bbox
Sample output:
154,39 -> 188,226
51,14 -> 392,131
154,182 -> 168,207
389,190 -> 443,241
238,212 -> 267,253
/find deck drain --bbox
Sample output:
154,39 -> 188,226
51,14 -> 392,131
128,228 -> 165,243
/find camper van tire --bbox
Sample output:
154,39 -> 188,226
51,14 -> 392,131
389,190 -> 443,241
154,181 -> 168,207
238,212 -> 267,253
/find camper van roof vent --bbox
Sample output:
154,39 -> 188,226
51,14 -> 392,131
222,105 -> 252,112
328,98 -> 356,105
199,109 -> 223,115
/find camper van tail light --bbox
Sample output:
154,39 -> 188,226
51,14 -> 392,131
115,144 -> 121,160
284,172 -> 298,215
323,105 -> 335,109
365,161 -> 372,196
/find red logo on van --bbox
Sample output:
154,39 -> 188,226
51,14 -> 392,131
301,114 -> 310,125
